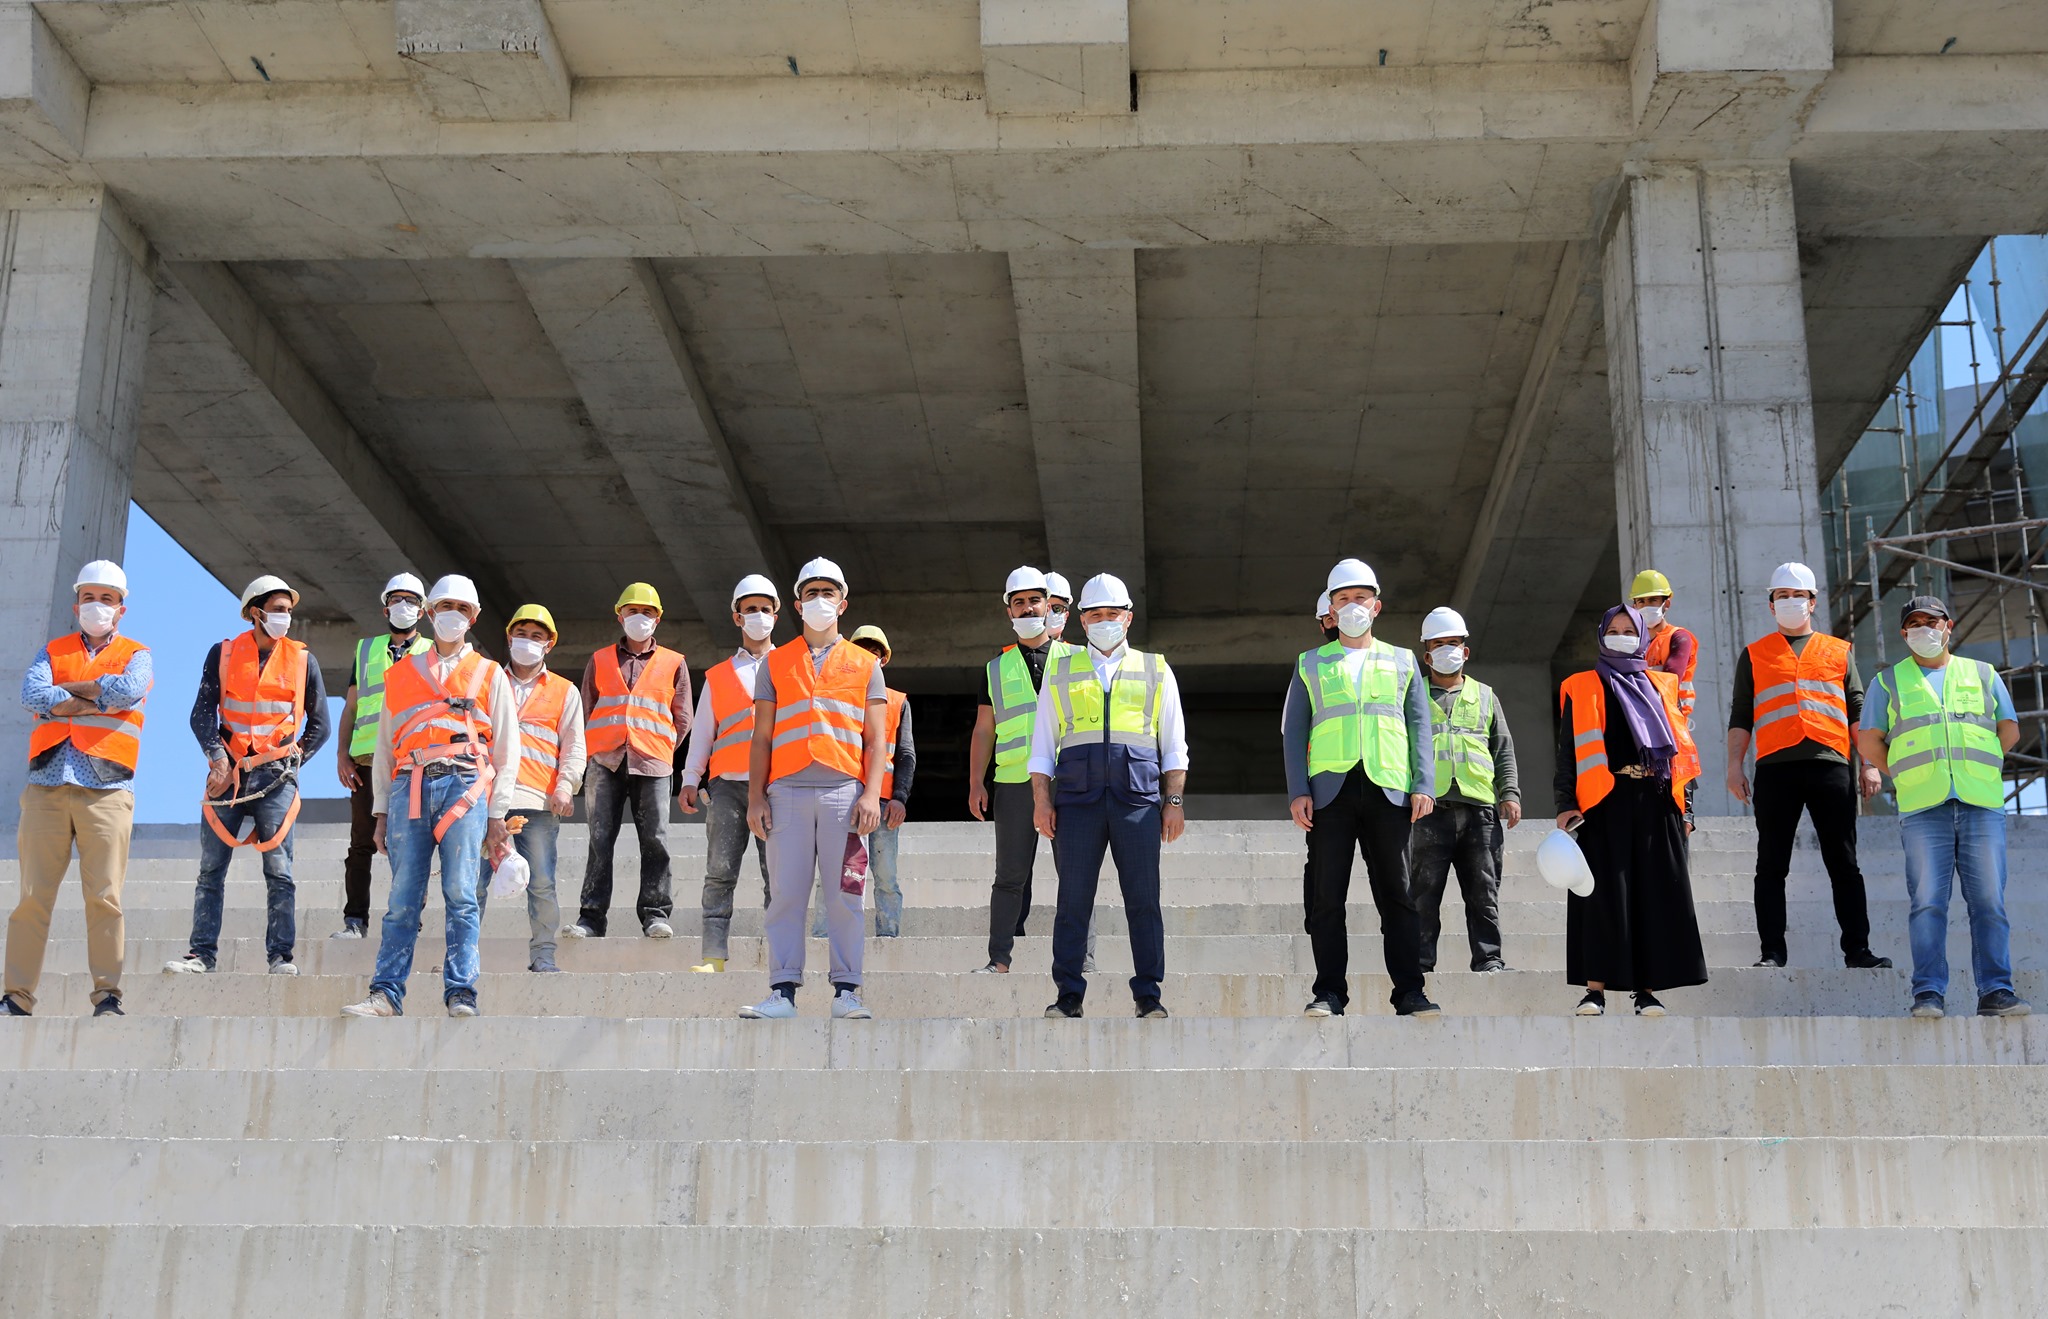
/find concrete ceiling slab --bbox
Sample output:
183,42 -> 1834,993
38,0 -> 403,85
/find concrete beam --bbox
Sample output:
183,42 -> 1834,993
1007,248 -> 1144,613
0,3 -> 89,170
981,0 -> 1131,117
1629,0 -> 1831,152
510,257 -> 786,627
394,0 -> 570,123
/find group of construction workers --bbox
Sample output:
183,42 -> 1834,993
2,549 -> 2027,1021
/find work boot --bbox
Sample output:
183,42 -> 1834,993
1393,990 -> 1441,1018
446,988 -> 479,1018
340,990 -> 399,1018
330,918 -> 367,940
1845,949 -> 1894,970
1979,989 -> 2033,1017
92,994 -> 124,1018
162,954 -> 208,975
1044,993 -> 1082,1019
1910,993 -> 1945,1019
1135,997 -> 1168,1019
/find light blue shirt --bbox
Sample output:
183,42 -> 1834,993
21,633 -> 154,792
1867,657 -> 2016,812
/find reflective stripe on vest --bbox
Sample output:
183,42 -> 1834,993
26,633 -> 150,772
387,649 -> 497,762
767,638 -> 880,782
1884,657 -> 2005,813
1048,648 -> 1163,753
1298,639 -> 1414,793
586,645 -> 684,762
351,633 -> 430,758
515,671 -> 573,796
1747,632 -> 1851,759
1558,669 -> 1698,813
1644,623 -> 1698,718
704,659 -> 757,781
1430,678 -> 1497,805
217,632 -> 308,763
988,643 -> 1065,784
880,688 -> 907,799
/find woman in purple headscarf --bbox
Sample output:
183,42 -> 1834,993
1552,603 -> 1707,1016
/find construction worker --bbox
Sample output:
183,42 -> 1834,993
344,575 -> 516,1018
476,604 -> 584,974
813,625 -> 914,938
1045,572 -> 1073,642
333,573 -> 428,939
1858,595 -> 2028,1018
1630,569 -> 1697,726
740,558 -> 890,1021
679,574 -> 778,972
5,561 -> 152,1018
1033,573 -> 1188,1021
1726,561 -> 1892,971
1316,590 -> 1336,642
567,583 -> 692,940
968,566 -> 1068,973
1409,606 -> 1521,974
1283,559 -> 1440,1018
165,575 -> 329,978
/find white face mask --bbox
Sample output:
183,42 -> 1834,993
77,602 -> 118,638
740,612 -> 776,641
1637,604 -> 1666,629
1906,626 -> 1947,660
1428,644 -> 1466,675
620,613 -> 658,643
1048,608 -> 1068,633
386,601 -> 421,630
1011,614 -> 1047,640
1335,602 -> 1376,639
800,597 -> 840,632
432,609 -> 471,643
1602,633 -> 1641,656
507,637 -> 548,668
261,611 -> 292,639
1086,618 -> 1127,651
1772,597 -> 1812,630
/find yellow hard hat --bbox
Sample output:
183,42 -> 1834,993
1629,569 -> 1673,600
849,624 -> 891,658
506,603 -> 557,638
615,582 -> 662,613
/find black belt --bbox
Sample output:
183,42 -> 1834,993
408,760 -> 480,780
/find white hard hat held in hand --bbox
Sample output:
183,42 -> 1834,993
1537,828 -> 1596,897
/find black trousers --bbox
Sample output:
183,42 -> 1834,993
986,781 -> 1040,966
343,763 -> 377,924
1409,800 -> 1505,972
1752,758 -> 1872,961
1305,768 -> 1425,1009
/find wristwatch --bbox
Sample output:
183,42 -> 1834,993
1163,794 -> 1184,807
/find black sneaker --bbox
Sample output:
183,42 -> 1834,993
1633,991 -> 1667,1017
1303,997 -> 1342,1018
0,995 -> 30,1017
1978,989 -> 2034,1017
1910,992 -> 1945,1019
1574,990 -> 1605,1016
1845,950 -> 1894,970
1393,990 -> 1441,1018
1475,960 -> 1508,973
92,994 -> 124,1018
1135,997 -> 1169,1019
1044,993 -> 1083,1019
1752,954 -> 1786,968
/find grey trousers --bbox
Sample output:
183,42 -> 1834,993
764,777 -> 865,988
700,776 -> 769,961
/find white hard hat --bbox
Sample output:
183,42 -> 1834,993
238,575 -> 299,613
425,574 -> 481,610
795,556 -> 847,593
1769,562 -> 1818,593
382,572 -> 425,602
1045,572 -> 1072,603
1078,573 -> 1133,610
731,573 -> 779,610
1537,828 -> 1596,897
1420,607 -> 1469,642
1327,558 -> 1380,594
1003,565 -> 1050,600
73,560 -> 127,599
1315,590 -> 1332,618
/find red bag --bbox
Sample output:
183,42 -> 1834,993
840,833 -> 869,896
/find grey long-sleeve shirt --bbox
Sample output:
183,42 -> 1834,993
1428,677 -> 1519,807
1281,643 -> 1436,808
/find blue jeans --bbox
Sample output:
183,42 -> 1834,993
477,808 -> 559,966
187,765 -> 297,967
1900,800 -> 2013,1000
812,820 -> 902,938
374,770 -> 487,1010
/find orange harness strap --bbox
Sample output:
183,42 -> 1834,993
398,656 -> 497,844
202,642 -> 308,855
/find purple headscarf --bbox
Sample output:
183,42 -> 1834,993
1595,603 -> 1677,776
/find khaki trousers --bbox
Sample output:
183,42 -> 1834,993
8,784 -> 131,1009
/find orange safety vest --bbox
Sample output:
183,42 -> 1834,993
1746,632 -> 1852,759
514,671 -> 575,797
766,638 -> 880,783
586,645 -> 685,763
1559,669 -> 1698,813
878,688 -> 907,800
1643,623 -> 1698,721
28,634 -> 149,772
385,648 -> 500,841
704,658 -> 758,781
203,632 -> 309,853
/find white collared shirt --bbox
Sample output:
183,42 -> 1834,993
1024,641 -> 1189,777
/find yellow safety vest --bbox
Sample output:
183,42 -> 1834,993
1299,638 -> 1414,793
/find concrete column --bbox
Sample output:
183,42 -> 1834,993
1603,161 -> 1824,815
1482,661 -> 1558,819
0,195 -> 155,809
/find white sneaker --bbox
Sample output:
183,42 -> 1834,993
832,989 -> 873,1020
644,920 -> 674,939
329,919 -> 367,940
267,958 -> 298,976
738,992 -> 798,1019
162,954 -> 208,975
561,923 -> 594,939
340,990 -> 398,1018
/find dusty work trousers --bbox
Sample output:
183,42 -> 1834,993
700,776 -> 769,961
576,760 -> 673,935
8,784 -> 131,1010
763,777 -> 866,989
1409,800 -> 1505,972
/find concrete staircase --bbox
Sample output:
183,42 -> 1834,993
1,817 -> 2043,1314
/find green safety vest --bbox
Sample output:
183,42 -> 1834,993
1298,638 -> 1414,793
986,641 -> 1070,783
1430,677 -> 1497,805
1883,656 -> 2005,814
348,632 -> 431,758
1048,647 -> 1164,754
